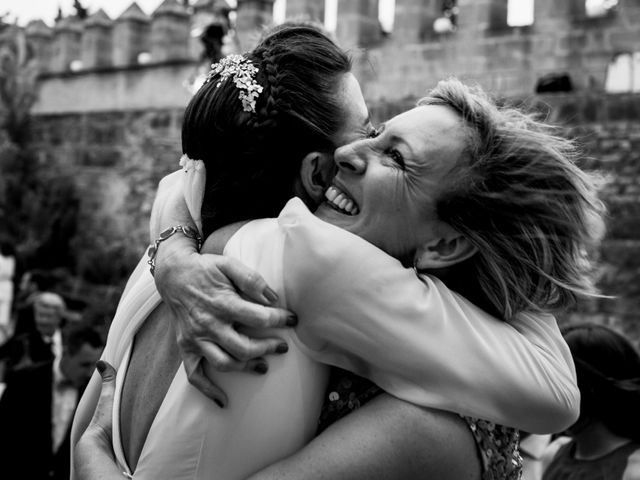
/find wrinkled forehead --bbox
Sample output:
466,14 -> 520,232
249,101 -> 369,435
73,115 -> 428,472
390,105 -> 468,168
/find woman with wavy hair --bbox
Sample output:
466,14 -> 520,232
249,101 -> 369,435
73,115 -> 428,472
73,26 -> 603,480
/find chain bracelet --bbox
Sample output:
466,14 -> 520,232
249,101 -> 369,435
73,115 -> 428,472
147,225 -> 203,276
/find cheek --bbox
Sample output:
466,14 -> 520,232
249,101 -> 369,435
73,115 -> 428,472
365,170 -> 405,204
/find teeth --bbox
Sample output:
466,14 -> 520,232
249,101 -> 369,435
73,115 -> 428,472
324,185 -> 359,216
325,186 -> 338,202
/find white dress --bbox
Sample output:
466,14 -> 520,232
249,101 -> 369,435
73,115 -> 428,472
72,198 -> 579,480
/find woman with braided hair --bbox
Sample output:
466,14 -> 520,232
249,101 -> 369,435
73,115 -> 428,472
72,25 -> 603,480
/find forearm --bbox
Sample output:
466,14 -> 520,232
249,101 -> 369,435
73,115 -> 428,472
149,170 -> 195,242
292,261 -> 578,432
280,208 -> 579,433
149,190 -> 293,402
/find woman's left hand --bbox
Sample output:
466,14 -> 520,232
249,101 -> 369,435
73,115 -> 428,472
74,361 -> 124,480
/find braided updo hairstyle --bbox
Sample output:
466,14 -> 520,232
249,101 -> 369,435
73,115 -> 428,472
182,24 -> 352,237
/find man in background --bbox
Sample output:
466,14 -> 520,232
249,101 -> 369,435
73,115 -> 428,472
0,325 -> 103,479
0,292 -> 66,383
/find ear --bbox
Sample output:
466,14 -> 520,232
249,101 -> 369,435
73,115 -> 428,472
414,230 -> 477,270
300,151 -> 334,204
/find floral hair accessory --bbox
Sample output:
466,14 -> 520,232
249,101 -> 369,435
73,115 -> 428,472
205,54 -> 263,114
179,154 -> 204,173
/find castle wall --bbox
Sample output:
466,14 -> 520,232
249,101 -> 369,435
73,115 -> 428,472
22,0 -> 640,336
33,63 -> 195,114
355,0 -> 640,102
29,1 -> 640,110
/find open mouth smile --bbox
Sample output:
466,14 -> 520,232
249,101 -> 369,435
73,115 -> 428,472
325,185 -> 359,215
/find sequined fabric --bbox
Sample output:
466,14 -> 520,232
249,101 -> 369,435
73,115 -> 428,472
464,416 -> 522,480
318,369 -> 522,479
317,368 -> 382,434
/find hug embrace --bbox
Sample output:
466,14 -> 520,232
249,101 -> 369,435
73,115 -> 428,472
71,23 -> 604,480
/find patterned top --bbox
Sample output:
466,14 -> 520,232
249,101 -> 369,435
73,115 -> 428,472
318,369 -> 522,480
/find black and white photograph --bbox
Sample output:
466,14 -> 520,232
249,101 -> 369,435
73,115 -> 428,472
0,0 -> 639,479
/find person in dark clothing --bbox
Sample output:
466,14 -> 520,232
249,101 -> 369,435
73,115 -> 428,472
543,323 -> 640,480
0,325 -> 103,479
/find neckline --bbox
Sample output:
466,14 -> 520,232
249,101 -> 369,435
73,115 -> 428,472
113,343 -> 133,475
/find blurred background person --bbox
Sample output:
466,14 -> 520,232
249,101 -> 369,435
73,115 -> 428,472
0,292 -> 66,386
0,325 -> 103,480
0,239 -> 16,342
542,323 -> 640,480
13,271 -> 58,331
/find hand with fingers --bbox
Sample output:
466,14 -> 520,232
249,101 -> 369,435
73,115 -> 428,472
74,361 -> 123,480
153,233 -> 297,407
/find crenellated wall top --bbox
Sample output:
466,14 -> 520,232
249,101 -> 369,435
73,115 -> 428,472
22,0 -> 640,99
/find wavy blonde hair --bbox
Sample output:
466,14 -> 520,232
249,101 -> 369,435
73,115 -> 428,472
419,79 -> 606,320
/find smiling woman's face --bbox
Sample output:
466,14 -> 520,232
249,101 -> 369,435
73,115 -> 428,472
315,105 -> 468,262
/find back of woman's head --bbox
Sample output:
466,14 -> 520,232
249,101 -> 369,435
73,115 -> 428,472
562,323 -> 640,441
419,78 -> 606,320
182,24 -> 351,237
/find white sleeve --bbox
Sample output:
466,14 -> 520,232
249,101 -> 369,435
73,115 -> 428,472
279,199 -> 579,434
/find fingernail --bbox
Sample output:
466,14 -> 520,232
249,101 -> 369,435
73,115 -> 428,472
286,314 -> 298,327
214,399 -> 225,409
96,360 -> 106,374
276,343 -> 289,354
253,362 -> 268,374
264,287 -> 279,304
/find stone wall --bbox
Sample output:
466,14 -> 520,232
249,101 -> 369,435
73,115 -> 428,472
30,109 -> 184,265
21,0 -> 640,336
535,93 -> 640,339
29,0 -> 640,112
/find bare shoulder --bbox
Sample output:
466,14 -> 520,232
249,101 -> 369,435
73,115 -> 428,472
355,394 -> 481,479
248,393 -> 480,480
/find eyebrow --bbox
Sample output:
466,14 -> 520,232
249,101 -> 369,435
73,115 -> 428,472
389,133 -> 416,160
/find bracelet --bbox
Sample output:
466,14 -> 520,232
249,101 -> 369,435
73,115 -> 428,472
147,225 -> 203,276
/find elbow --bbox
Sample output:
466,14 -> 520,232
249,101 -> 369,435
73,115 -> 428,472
559,384 -> 581,431
528,383 -> 581,434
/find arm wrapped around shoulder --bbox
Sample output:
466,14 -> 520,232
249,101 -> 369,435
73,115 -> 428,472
280,200 -> 579,433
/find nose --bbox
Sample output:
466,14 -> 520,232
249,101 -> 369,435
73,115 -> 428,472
334,142 -> 367,174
